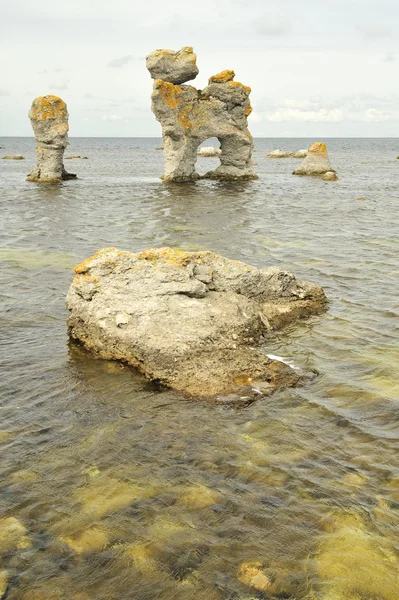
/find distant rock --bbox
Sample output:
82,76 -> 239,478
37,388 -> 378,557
146,46 -> 199,85
267,149 -> 294,158
26,95 -> 77,183
322,171 -> 338,181
66,247 -> 326,400
197,146 -> 221,157
2,155 -> 25,160
147,46 -> 257,181
293,142 -> 336,176
294,148 -> 308,158
65,155 -> 88,159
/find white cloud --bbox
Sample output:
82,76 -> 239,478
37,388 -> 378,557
101,114 -> 122,121
108,55 -> 134,68
381,52 -> 395,62
356,24 -> 391,39
255,16 -> 291,36
49,81 -> 69,91
267,108 -> 344,123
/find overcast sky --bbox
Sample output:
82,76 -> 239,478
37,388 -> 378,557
1,0 -> 398,137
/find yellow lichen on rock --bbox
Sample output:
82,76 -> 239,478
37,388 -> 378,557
244,106 -> 253,116
29,95 -> 67,121
229,81 -> 251,94
309,142 -> 328,156
138,247 -> 203,267
73,248 -> 117,274
155,80 -> 179,109
0,571 -> 8,599
238,561 -> 271,591
209,70 -> 235,83
177,105 -> 193,130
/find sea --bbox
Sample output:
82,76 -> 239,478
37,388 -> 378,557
0,137 -> 398,599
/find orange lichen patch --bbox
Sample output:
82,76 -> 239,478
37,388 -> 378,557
138,247 -> 208,267
74,274 -> 99,284
177,105 -> 193,130
29,95 -> 67,121
73,248 -> 117,274
244,106 -> 253,116
309,142 -> 328,155
155,80 -> 178,109
229,81 -> 251,94
209,70 -> 235,83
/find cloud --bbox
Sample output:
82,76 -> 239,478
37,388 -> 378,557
255,16 -> 291,36
381,52 -> 395,62
0,89 -> 10,97
49,81 -> 69,91
356,24 -> 391,39
267,108 -> 344,123
107,55 -> 134,68
101,114 -> 122,121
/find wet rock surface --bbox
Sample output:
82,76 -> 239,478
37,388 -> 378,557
293,142 -> 335,176
147,47 -> 257,182
66,247 -> 326,398
27,95 -> 76,183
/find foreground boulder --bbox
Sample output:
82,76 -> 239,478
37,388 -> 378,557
27,95 -> 76,183
147,47 -> 257,182
66,248 -> 326,399
293,142 -> 335,176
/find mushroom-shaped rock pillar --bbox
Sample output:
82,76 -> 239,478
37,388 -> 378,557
27,95 -> 77,183
146,47 -> 257,182
293,142 -> 336,176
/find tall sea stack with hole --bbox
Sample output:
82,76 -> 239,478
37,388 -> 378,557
146,47 -> 257,182
66,247 -> 326,402
27,95 -> 77,183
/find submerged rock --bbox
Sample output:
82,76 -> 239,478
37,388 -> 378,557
59,526 -> 108,555
238,561 -> 271,592
0,571 -> 8,600
66,247 -> 326,398
197,146 -> 221,157
293,142 -> 335,176
0,517 -> 31,553
27,95 -> 77,183
2,155 -> 25,160
147,47 -> 257,182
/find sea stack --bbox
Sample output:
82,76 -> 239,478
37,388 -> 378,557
27,95 -> 76,183
146,47 -> 257,182
293,142 -> 335,176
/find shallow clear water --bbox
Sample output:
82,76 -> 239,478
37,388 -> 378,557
0,137 -> 398,599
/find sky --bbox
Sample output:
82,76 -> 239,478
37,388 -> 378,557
1,0 -> 398,137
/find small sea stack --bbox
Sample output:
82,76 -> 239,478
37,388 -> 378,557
293,142 -> 336,176
27,95 -> 77,184
2,155 -> 25,160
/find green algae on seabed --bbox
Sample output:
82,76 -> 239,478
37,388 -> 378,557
0,248 -> 77,270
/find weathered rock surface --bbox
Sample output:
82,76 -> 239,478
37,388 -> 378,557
197,146 -> 221,157
146,47 -> 199,85
293,142 -> 335,176
27,95 -> 77,183
2,155 -> 25,160
147,48 -> 257,182
322,171 -> 338,181
66,247 -> 326,399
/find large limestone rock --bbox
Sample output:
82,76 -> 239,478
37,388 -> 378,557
146,47 -> 199,85
147,47 -> 257,182
293,142 -> 335,176
66,247 -> 326,399
27,95 -> 76,183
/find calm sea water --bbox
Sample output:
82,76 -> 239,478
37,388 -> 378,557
0,137 -> 398,599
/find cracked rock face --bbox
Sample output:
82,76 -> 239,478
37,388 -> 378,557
293,142 -> 335,176
27,95 -> 77,183
147,47 -> 257,182
66,247 -> 326,399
